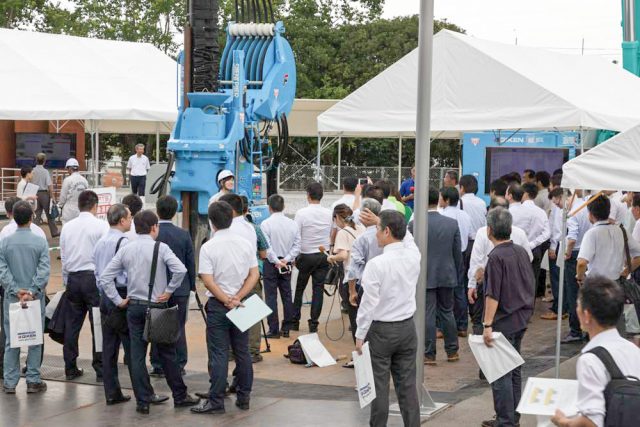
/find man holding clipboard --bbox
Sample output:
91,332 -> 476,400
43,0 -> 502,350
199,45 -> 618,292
191,201 -> 260,415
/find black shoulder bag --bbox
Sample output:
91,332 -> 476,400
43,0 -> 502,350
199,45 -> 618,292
143,242 -> 180,344
619,225 -> 640,304
103,237 -> 129,334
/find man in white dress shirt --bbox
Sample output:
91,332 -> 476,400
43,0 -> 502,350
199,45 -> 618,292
292,183 -> 332,333
58,158 -> 88,224
508,183 -> 550,299
0,197 -> 46,241
260,194 -> 300,338
576,195 -> 640,334
331,177 -> 357,210
127,144 -> 151,199
551,275 -> 640,427
60,190 -> 109,381
356,210 -> 421,427
439,186 -> 474,336
562,191 -> 593,343
191,201 -> 259,415
541,187 -> 568,320
467,197 -> 533,335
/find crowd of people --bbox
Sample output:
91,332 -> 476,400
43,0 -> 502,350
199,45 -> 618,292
1,152 -> 640,426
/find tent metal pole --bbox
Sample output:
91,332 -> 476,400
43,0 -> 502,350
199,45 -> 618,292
95,128 -> 100,187
390,0 -> 447,419
398,136 -> 403,186
554,192 -> 569,377
315,135 -> 321,182
337,136 -> 342,190
156,124 -> 160,163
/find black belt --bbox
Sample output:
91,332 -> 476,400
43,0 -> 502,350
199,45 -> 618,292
372,316 -> 414,325
69,270 -> 94,275
37,190 -> 48,193
129,299 -> 167,309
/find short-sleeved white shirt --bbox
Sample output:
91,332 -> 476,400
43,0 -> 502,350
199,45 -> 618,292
199,228 -> 258,297
578,220 -> 640,280
127,154 -> 150,176
577,328 -> 640,427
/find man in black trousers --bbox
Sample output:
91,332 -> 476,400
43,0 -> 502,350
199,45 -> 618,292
149,195 -> 196,376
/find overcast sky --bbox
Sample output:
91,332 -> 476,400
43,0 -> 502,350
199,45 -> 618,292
383,0 -> 622,61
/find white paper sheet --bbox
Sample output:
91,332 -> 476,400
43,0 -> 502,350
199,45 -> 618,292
225,294 -> 272,333
516,377 -> 579,418
468,333 -> 525,383
45,291 -> 64,319
22,183 -> 39,197
92,307 -> 102,353
297,333 -> 336,367
353,342 -> 377,408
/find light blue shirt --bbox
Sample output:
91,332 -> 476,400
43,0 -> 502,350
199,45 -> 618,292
93,228 -> 128,290
347,225 -> 382,282
0,228 -> 50,298
567,198 -> 592,250
99,235 -> 186,306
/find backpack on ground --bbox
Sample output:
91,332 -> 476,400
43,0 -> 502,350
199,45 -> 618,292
285,339 -> 307,365
587,346 -> 640,427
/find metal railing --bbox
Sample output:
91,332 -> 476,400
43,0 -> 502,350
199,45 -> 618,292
277,165 -> 453,192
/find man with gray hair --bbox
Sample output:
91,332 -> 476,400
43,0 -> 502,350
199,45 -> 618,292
127,144 -> 151,199
481,207 -> 536,427
93,203 -> 134,405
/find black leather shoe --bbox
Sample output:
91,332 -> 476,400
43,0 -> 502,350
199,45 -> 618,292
174,394 -> 199,407
149,394 -> 169,404
195,392 -> 209,399
65,368 -> 84,381
106,395 -> 131,405
190,400 -> 225,414
235,400 -> 250,411
136,404 -> 150,415
290,322 -> 299,331
281,330 -> 290,338
308,325 -> 318,333
227,384 -> 237,394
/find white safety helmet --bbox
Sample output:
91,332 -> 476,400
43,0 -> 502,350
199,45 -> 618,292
217,169 -> 234,183
65,158 -> 79,168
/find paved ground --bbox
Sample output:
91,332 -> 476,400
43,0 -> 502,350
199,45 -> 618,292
0,195 -> 590,426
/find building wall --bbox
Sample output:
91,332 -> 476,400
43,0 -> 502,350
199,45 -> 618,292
0,120 -> 86,169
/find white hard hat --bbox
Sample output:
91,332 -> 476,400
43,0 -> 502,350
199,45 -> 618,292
65,158 -> 79,168
217,169 -> 234,183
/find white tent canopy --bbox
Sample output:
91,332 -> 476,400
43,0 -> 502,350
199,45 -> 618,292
562,124 -> 640,191
0,29 -> 177,134
318,30 -> 640,137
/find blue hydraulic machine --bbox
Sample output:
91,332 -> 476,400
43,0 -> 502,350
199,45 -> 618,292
154,0 -> 296,247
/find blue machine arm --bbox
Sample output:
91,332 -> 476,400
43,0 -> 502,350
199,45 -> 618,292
168,21 -> 296,225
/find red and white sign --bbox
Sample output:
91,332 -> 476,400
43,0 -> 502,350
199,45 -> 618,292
90,187 -> 116,221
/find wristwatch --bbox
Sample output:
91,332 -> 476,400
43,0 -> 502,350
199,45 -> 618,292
482,322 -> 493,329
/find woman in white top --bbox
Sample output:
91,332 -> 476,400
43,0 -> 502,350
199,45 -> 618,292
327,204 -> 365,367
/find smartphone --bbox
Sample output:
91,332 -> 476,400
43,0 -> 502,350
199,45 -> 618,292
358,178 -> 368,186
278,264 -> 292,275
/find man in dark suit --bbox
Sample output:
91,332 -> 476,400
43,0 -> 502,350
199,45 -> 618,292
412,188 -> 462,365
149,195 -> 196,376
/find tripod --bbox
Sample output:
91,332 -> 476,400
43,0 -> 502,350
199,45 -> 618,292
260,318 -> 271,353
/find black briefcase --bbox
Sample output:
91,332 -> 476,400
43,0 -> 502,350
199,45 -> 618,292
142,241 -> 180,344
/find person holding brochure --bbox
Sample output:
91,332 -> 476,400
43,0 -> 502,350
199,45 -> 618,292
481,207 -> 536,427
551,276 -> 640,427
0,201 -> 50,394
191,201 -> 259,415
355,210 -> 421,427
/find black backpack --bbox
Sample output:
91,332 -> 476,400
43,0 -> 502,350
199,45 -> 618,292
587,346 -> 640,427
285,339 -> 307,365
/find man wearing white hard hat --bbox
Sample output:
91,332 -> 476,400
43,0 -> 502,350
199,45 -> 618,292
208,169 -> 235,206
58,158 -> 89,224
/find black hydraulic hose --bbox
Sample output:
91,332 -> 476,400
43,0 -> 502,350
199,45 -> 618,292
235,0 -> 239,22
150,151 -> 175,196
261,0 -> 269,24
268,0 -> 274,23
253,0 -> 261,22
240,0 -> 245,22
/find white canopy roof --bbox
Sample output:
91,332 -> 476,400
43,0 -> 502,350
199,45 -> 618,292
0,29 -> 177,134
562,124 -> 640,191
318,30 -> 640,137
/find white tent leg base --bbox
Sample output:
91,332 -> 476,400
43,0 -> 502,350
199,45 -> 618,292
389,386 -> 449,419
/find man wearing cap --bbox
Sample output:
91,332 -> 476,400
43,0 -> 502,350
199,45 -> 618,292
209,170 -> 235,206
127,144 -> 151,200
59,158 -> 89,224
